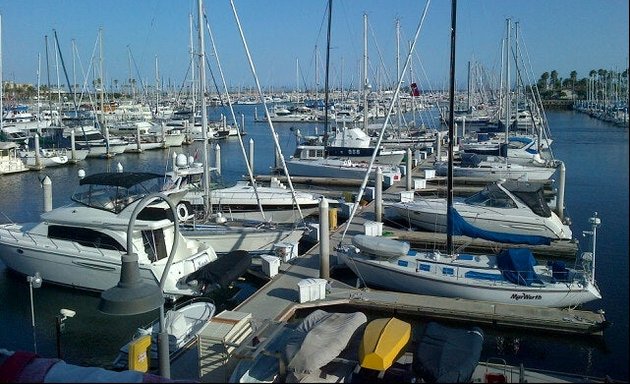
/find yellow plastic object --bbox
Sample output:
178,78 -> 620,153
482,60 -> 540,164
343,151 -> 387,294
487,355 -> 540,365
329,208 -> 338,230
128,334 -> 152,372
359,317 -> 411,372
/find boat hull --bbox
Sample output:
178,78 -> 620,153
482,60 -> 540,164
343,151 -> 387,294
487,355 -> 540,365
391,199 -> 572,241
181,225 -> 304,255
338,251 -> 601,308
359,317 -> 411,372
0,224 -> 212,298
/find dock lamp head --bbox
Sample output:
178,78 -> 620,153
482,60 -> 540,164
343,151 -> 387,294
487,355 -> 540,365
98,252 -> 164,315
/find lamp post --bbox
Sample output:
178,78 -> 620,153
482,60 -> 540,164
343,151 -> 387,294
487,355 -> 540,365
98,192 -> 180,379
55,308 -> 76,359
26,272 -> 42,354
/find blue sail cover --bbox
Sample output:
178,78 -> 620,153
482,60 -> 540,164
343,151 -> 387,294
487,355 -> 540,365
449,206 -> 552,245
496,248 -> 542,286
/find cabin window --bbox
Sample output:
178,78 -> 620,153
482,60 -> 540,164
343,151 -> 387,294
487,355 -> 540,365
142,229 -> 168,262
417,264 -> 431,272
442,267 -> 454,276
48,225 -> 125,251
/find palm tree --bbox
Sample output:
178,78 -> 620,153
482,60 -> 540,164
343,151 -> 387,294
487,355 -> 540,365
538,72 -> 549,91
550,70 -> 559,91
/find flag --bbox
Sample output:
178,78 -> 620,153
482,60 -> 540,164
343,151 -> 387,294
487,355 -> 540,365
410,82 -> 420,97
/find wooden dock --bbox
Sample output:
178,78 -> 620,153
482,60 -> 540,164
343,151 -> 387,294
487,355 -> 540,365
188,157 -> 606,382
236,159 -> 599,332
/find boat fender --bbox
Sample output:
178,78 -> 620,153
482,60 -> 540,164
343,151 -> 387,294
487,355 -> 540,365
176,202 -> 191,222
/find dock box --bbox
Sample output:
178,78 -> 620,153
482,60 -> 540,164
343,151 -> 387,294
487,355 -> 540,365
414,178 -> 427,190
399,190 -> 415,203
383,172 -> 401,187
297,278 -> 328,303
273,241 -> 298,262
338,202 -> 356,219
364,220 -> 383,236
423,169 -> 436,179
364,186 -> 375,201
260,255 -> 280,278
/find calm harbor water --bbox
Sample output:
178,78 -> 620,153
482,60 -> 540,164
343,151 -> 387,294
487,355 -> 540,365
0,107 -> 627,380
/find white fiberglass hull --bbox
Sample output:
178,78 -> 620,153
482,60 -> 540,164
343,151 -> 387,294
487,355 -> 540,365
84,143 -> 129,158
181,184 -> 321,224
286,158 -> 402,180
182,225 -> 304,255
0,223 -> 213,298
338,240 -> 600,308
391,199 -> 572,240
22,155 -> 69,168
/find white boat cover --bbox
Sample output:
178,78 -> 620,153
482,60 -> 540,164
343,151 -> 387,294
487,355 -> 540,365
286,310 -> 367,379
230,310 -> 367,383
352,234 -> 410,259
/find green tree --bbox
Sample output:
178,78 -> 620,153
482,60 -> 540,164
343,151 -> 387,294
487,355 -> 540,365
537,72 -> 549,91
550,70 -> 559,90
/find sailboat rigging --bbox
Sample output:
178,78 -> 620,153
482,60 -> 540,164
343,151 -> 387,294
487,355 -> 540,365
336,0 -> 601,308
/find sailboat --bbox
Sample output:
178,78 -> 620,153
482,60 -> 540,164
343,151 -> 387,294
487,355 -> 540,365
170,0 -> 307,257
435,19 -> 559,183
336,0 -> 601,308
284,7 -> 403,181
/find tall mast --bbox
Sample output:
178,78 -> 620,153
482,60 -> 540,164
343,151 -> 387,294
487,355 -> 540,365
504,18 -> 511,141
99,27 -> 105,128
362,13 -> 369,131
189,12 -> 196,129
322,0 -> 332,149
396,18 -> 402,131
0,14 -> 3,131
155,55 -> 159,116
466,60 -> 471,112
197,0 -> 210,215
514,21 -> 520,133
446,0 -> 457,256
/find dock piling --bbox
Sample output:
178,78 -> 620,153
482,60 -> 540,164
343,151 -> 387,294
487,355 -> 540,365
70,130 -> 76,162
319,197 -> 330,279
406,148 -> 412,191
248,138 -> 254,174
375,167 -> 383,222
34,133 -> 42,169
215,144 -> 221,175
42,176 -> 52,212
557,161 -> 566,221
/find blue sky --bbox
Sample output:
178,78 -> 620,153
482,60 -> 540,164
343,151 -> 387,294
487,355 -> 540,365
1,0 -> 628,92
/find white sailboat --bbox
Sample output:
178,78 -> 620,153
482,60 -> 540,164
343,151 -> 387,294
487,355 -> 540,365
167,0 -> 307,256
284,9 -> 404,180
337,0 -> 601,309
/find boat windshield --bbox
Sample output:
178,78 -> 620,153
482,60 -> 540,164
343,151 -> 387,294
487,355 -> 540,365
71,172 -> 169,213
464,186 -> 516,209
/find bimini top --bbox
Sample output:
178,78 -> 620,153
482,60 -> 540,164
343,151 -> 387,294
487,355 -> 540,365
79,172 -> 164,189
73,172 -> 169,213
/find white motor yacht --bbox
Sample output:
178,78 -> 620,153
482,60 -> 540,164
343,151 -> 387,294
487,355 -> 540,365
391,179 -> 572,243
165,153 -> 321,224
0,171 -> 222,300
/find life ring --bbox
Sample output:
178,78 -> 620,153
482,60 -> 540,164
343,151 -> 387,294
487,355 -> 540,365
176,202 -> 190,221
